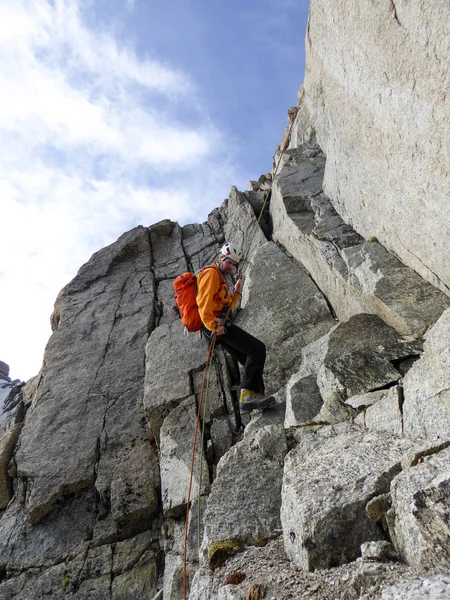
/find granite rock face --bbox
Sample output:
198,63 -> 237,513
202,425 -> 287,562
284,313 -> 422,428
357,386 -> 404,437
270,144 -> 450,338
235,240 -> 335,391
2,3 -> 450,598
0,228 -> 159,583
387,446 -> 450,572
0,184 -> 342,597
281,423 -> 421,571
16,226 -> 155,531
381,576 -> 450,600
403,308 -> 450,440
159,397 -> 210,518
294,0 -> 450,296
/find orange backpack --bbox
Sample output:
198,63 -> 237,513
173,266 -> 216,332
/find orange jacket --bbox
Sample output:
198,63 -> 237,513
196,264 -> 239,331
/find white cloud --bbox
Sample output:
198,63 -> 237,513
0,0 -> 240,380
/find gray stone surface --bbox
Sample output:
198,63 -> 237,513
155,278 -> 179,327
235,240 -> 335,392
0,226 -> 163,597
210,416 -> 234,465
346,390 -> 386,410
0,531 -> 160,600
149,220 -> 187,282
270,144 -> 450,337
284,313 -> 417,426
143,322 -> 206,438
403,308 -> 450,440
110,441 -> 160,534
361,541 -> 398,562
223,187 -> 268,265
163,552 -> 186,600
363,387 -> 403,436
15,227 -> 154,530
0,484 -> 97,569
159,397 -> 210,517
184,496 -> 208,564
381,576 -> 450,600
189,568 -> 219,600
296,0 -> 450,296
284,373 -> 323,427
387,446 -> 450,571
0,403 -> 24,508
203,425 -> 287,558
317,353 -> 400,416
191,349 -> 233,422
281,423 -> 421,571
181,221 -> 222,273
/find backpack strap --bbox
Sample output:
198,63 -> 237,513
195,264 -> 226,289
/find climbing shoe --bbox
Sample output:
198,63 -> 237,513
239,389 -> 276,414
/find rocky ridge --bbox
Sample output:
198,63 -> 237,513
1,1 -> 450,599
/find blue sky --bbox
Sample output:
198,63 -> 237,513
0,0 -> 309,381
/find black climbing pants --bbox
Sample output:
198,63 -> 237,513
201,322 -> 266,394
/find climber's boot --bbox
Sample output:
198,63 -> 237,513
239,389 -> 276,414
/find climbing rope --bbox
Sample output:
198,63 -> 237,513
239,102 -> 300,273
182,104 -> 300,600
183,330 -> 218,600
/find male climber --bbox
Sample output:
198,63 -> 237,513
196,242 -> 275,414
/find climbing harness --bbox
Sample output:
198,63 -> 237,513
183,104 -> 300,600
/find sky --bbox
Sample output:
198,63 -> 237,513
0,0 -> 309,382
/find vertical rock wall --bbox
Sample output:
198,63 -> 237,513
294,0 -> 450,295
1,3 -> 450,598
0,185 -> 337,598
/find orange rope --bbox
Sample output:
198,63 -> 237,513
183,331 -> 217,600
239,107 -> 298,272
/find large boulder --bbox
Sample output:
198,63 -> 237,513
284,313 -> 421,427
202,425 -> 287,565
281,423 -> 423,571
403,308 -> 450,440
387,446 -> 450,571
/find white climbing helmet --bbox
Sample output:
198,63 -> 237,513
220,242 -> 242,264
